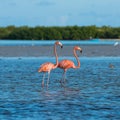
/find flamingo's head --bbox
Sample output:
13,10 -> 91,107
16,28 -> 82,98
55,41 -> 63,48
74,46 -> 82,53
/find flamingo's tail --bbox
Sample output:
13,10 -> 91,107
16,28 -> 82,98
38,68 -> 42,72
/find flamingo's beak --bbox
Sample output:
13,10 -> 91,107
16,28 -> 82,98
61,45 -> 63,48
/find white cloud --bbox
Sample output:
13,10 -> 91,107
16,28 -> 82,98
59,16 -> 68,26
36,1 -> 55,6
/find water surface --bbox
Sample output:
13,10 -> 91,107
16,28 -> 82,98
0,39 -> 119,46
0,57 -> 120,120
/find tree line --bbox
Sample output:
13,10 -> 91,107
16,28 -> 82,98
0,25 -> 120,40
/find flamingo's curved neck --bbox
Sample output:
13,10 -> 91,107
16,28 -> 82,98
73,49 -> 80,68
54,43 -> 58,68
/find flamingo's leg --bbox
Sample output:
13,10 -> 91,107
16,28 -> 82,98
63,70 -> 66,83
60,70 -> 66,86
42,73 -> 46,87
46,71 -> 50,88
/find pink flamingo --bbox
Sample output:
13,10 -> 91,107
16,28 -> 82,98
58,46 -> 82,82
38,41 -> 63,87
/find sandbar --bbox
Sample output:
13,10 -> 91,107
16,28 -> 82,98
0,44 -> 120,57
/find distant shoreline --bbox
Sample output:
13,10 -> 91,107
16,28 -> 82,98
100,38 -> 120,41
0,44 -> 120,57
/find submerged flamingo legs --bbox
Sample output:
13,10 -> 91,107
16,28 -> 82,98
42,73 -> 46,87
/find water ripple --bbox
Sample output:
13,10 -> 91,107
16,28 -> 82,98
0,57 -> 120,120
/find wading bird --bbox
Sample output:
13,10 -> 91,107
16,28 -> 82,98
58,46 -> 82,83
38,41 -> 63,87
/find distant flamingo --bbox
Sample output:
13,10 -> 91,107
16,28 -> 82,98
58,46 -> 82,82
38,41 -> 63,87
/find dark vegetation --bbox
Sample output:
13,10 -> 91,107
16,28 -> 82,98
0,25 -> 120,40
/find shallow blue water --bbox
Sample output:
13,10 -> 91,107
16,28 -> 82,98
0,57 -> 120,120
0,39 -> 119,46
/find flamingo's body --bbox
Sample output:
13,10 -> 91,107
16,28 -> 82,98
58,46 -> 82,82
58,59 -> 77,71
38,62 -> 56,73
38,41 -> 63,87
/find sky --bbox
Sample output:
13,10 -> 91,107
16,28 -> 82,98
0,0 -> 120,27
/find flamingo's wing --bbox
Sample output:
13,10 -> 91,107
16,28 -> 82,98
58,60 -> 75,69
38,62 -> 55,72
